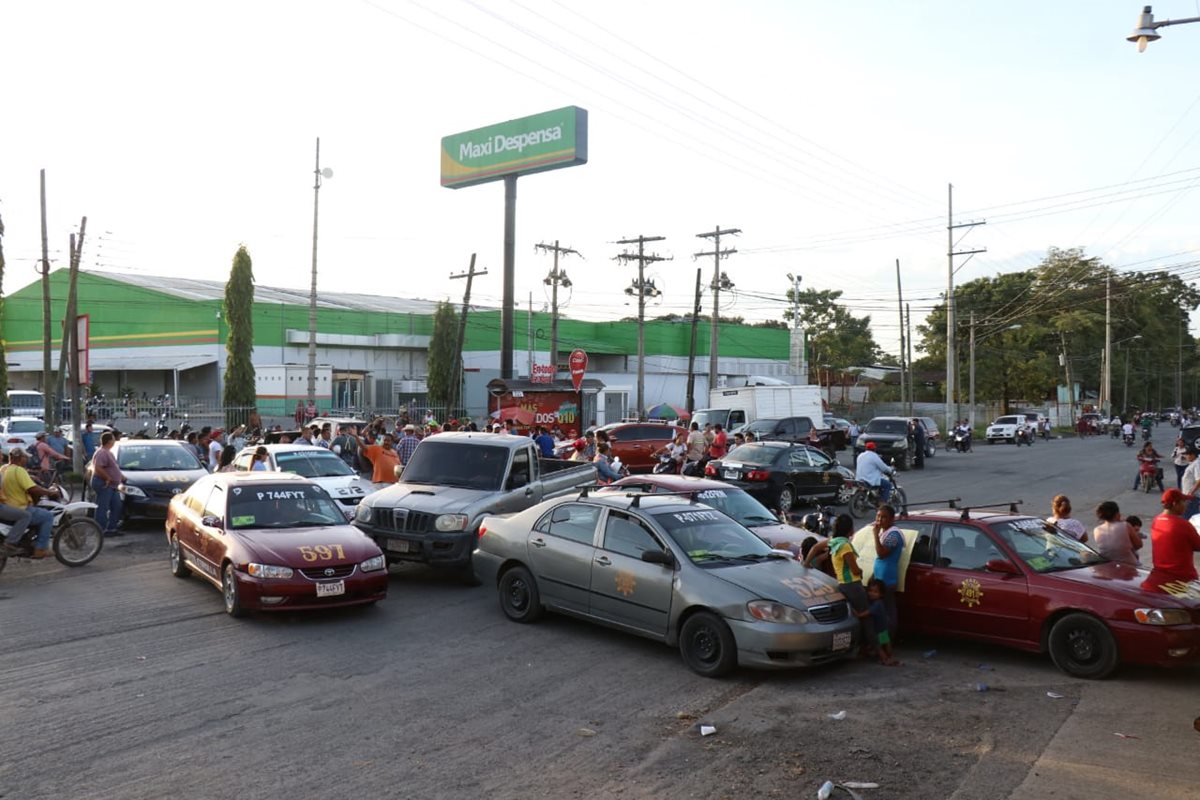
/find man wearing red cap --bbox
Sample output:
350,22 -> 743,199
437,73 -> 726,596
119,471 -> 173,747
855,441 -> 896,503
1150,488 -> 1200,581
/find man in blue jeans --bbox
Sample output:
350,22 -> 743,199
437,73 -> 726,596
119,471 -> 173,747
0,448 -> 60,558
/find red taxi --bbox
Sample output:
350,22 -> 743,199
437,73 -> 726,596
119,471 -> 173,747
165,472 -> 388,616
851,508 -> 1200,678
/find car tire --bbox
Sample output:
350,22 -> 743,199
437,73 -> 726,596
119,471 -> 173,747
679,611 -> 738,678
778,484 -> 797,510
169,534 -> 190,579
849,489 -> 873,519
1047,613 -> 1119,679
498,565 -> 543,623
222,563 -> 246,618
896,453 -> 909,471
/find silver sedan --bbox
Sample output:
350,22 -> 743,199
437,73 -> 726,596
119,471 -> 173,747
473,490 -> 859,677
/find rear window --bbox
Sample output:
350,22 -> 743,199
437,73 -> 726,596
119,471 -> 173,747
721,443 -> 782,466
275,450 -> 354,478
9,420 -> 42,433
118,445 -> 202,471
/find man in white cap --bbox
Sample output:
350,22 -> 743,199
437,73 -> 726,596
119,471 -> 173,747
492,422 -> 503,433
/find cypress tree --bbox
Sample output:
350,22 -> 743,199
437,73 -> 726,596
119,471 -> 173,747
0,211 -> 8,399
426,300 -> 459,415
223,245 -> 256,427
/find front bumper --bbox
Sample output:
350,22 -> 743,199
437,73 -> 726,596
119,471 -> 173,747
232,567 -> 389,611
727,617 -> 858,669
356,523 -> 475,568
473,548 -> 503,586
123,493 -> 174,520
1108,619 -> 1200,668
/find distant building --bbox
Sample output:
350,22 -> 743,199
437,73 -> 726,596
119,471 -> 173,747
4,270 -> 797,425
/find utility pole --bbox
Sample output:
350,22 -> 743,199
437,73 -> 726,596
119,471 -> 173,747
56,218 -> 87,427
307,138 -> 332,411
40,169 -> 53,421
968,311 -> 976,429
945,184 -> 986,438
686,268 -> 702,416
787,272 -> 805,383
1102,273 -> 1112,417
616,235 -> 668,418
527,292 -> 534,378
906,304 -> 914,414
535,240 -> 580,378
695,226 -> 740,392
448,254 -> 487,417
65,225 -> 86,476
1177,307 -> 1184,410
1060,332 -> 1075,426
895,259 -> 906,411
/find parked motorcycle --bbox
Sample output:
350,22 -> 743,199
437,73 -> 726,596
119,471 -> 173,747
0,496 -> 103,575
652,453 -> 681,475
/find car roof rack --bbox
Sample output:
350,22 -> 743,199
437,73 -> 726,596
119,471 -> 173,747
896,497 -> 961,517
625,490 -> 701,508
956,500 -> 1024,520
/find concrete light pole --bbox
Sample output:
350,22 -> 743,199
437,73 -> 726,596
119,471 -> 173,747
307,138 -> 333,410
1127,5 -> 1200,50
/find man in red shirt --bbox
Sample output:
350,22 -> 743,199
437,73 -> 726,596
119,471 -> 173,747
1150,489 -> 1200,581
708,423 -> 728,460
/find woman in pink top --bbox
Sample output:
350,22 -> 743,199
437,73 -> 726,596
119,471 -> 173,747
1091,501 -> 1142,566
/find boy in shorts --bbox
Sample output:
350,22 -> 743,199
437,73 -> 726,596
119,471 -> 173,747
863,578 -> 899,666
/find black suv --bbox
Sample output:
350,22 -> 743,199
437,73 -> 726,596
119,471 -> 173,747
740,416 -> 847,452
852,416 -> 917,470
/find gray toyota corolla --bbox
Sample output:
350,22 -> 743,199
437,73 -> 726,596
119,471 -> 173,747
474,489 -> 858,677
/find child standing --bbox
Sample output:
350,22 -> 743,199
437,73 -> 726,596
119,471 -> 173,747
863,578 -> 899,666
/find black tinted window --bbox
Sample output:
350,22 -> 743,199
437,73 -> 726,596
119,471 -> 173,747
722,443 -> 784,466
865,419 -> 907,434
536,503 -> 600,545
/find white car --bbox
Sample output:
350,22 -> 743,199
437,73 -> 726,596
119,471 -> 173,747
985,415 -> 1031,445
232,444 -> 375,518
0,416 -> 47,455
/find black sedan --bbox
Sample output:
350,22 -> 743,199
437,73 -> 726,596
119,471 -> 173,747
704,442 -> 845,511
85,440 -> 209,522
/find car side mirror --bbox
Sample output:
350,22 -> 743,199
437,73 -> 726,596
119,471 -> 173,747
641,549 -> 675,567
201,515 -> 223,529
985,558 -> 1020,575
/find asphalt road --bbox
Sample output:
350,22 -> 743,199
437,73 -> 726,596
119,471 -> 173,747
1,431 -> 1197,799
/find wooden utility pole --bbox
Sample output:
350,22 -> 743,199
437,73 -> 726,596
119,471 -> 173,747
1060,332 -> 1075,426
40,169 -> 54,421
448,254 -> 486,418
906,304 -> 914,413
695,226 -> 740,392
56,218 -> 87,428
616,235 -> 668,418
535,240 -> 580,379
686,268 -> 702,416
65,225 -> 87,475
895,259 -> 906,411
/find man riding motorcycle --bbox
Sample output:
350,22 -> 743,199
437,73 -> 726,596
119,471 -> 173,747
855,442 -> 896,503
0,447 -> 62,558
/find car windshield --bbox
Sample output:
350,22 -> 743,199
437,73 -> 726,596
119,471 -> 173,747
118,445 -> 202,471
690,487 -> 780,527
275,450 -> 355,478
994,417 -> 1019,425
993,519 -> 1107,573
400,442 -> 510,490
653,507 -> 774,565
226,484 -> 346,529
9,420 -> 43,433
721,443 -> 780,466
864,419 -> 907,434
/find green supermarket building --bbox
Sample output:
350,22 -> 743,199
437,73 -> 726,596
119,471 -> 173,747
3,270 -> 801,424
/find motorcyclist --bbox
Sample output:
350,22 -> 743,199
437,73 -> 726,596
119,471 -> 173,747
1134,441 -> 1165,492
855,442 -> 896,503
0,448 -> 61,558
1121,420 -> 1135,443
652,432 -> 687,474
953,419 -> 972,450
1140,413 -> 1154,441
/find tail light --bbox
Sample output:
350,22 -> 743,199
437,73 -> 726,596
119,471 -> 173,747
746,469 -> 770,481
704,463 -> 718,476
478,524 -> 488,539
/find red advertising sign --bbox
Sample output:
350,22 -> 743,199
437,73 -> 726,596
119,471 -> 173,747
76,314 -> 90,386
569,349 -> 588,392
489,391 -> 581,438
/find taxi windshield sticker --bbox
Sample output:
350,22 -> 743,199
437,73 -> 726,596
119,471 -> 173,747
959,577 -> 984,608
615,570 -> 636,597
256,490 -> 307,501
696,490 -> 727,500
671,510 -> 722,524
231,515 -> 256,527
232,488 -> 243,495
1027,555 -> 1051,571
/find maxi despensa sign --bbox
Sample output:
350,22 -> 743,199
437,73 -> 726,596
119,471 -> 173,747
441,106 -> 588,189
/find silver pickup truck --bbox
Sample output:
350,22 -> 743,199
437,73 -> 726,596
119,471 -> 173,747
353,432 -> 596,577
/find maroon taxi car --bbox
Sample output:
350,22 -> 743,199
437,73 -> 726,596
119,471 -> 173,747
883,509 -> 1200,678
599,422 -> 686,472
165,472 -> 388,616
609,474 -> 826,556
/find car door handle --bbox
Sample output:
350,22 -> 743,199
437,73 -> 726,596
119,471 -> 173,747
531,537 -> 547,548
524,488 -> 533,496
594,556 -> 611,566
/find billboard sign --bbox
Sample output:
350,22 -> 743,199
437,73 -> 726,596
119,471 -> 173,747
441,106 -> 588,189
569,349 -> 588,392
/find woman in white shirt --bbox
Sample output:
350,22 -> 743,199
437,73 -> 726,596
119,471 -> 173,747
1047,494 -> 1088,543
1091,501 -> 1141,566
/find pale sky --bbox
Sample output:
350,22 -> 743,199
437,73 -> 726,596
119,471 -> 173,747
3,0 -> 1199,356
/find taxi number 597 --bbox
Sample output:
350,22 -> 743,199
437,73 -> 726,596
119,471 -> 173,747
298,544 -> 345,561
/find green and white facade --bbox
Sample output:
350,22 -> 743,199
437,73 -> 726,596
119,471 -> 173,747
3,270 -> 798,424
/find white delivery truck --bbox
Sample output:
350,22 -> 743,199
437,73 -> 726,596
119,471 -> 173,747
691,385 -> 824,432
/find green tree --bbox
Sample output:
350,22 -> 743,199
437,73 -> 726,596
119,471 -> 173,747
784,287 -> 883,368
427,300 -> 459,413
222,246 -> 256,428
0,210 -> 8,398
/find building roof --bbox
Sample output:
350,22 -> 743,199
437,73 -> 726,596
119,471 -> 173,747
83,270 -> 451,315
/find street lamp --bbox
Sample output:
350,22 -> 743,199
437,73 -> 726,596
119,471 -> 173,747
308,138 -> 333,412
1127,5 -> 1200,51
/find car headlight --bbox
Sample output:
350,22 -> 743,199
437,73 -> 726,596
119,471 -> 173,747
355,503 -> 373,523
435,514 -> 468,532
1134,608 -> 1191,626
247,563 -> 294,579
746,600 -> 810,624
891,440 -> 906,449
360,555 -> 386,572
119,484 -> 146,497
